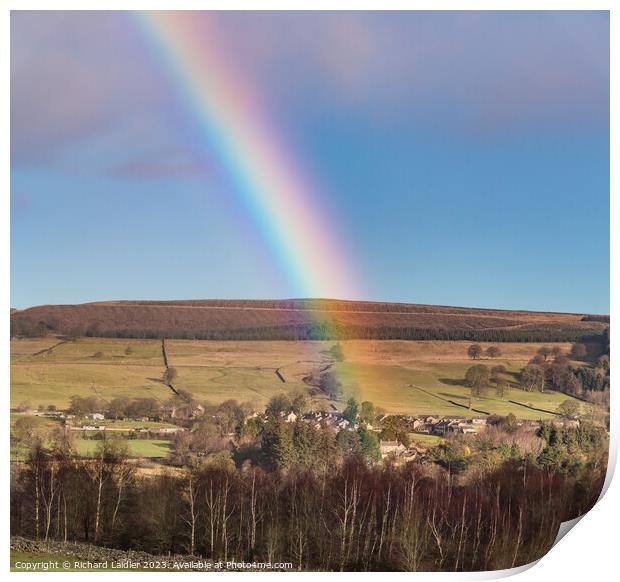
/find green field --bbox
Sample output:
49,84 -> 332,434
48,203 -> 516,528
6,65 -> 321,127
11,337 -> 588,420
10,337 -> 325,410
75,438 -> 171,458
334,360 -> 584,419
10,413 -> 174,460
11,438 -> 172,461
10,412 -> 59,430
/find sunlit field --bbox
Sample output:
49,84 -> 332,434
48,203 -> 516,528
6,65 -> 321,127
74,438 -> 171,458
10,337 -> 587,419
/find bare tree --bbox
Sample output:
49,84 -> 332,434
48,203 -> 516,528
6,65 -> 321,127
181,471 -> 199,554
110,448 -> 134,532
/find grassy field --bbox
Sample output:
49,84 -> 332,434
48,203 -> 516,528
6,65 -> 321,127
11,337 -> 588,419
333,361 -> 580,419
11,437 -> 172,461
10,413 -> 174,460
10,412 -> 60,431
10,337 -> 326,410
333,340 -> 587,419
75,438 -> 171,458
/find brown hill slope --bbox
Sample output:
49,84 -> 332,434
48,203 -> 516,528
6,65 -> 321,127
10,299 -> 607,342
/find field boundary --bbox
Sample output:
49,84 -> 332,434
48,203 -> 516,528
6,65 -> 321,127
446,399 -> 490,415
409,384 -> 489,415
507,400 -> 560,416
32,339 -> 68,357
160,339 -> 179,395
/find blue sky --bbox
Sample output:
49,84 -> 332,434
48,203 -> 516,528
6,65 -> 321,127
11,11 -> 609,312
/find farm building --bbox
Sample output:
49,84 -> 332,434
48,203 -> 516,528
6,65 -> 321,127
85,413 -> 105,420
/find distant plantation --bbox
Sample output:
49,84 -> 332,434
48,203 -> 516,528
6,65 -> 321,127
581,314 -> 610,323
10,299 -> 608,343
85,323 -> 606,344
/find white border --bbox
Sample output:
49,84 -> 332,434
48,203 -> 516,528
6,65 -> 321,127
3,2 -> 616,580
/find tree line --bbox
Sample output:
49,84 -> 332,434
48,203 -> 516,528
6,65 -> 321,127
11,316 -> 607,344
10,444 -> 605,571
462,342 -> 610,412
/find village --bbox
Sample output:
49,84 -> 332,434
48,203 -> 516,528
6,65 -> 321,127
12,400 -> 581,465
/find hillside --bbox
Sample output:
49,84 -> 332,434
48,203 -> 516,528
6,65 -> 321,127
10,337 -> 590,418
10,299 -> 608,342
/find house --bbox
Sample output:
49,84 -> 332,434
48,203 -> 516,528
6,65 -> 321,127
458,425 -> 477,435
42,411 -> 65,418
432,420 -> 454,436
85,413 -> 105,421
379,440 -> 407,458
283,411 -> 298,423
301,412 -> 324,429
551,418 -> 580,429
411,418 -> 425,431
321,412 -> 344,427
325,411 -> 344,419
471,418 -> 487,427
166,402 -> 205,420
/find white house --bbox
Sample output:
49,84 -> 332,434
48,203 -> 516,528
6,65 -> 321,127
86,413 -> 105,421
157,427 -> 186,434
284,411 -> 298,423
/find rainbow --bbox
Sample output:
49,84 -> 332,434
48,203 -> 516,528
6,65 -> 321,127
132,12 -> 359,301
